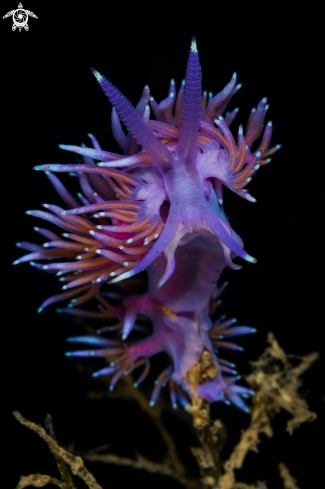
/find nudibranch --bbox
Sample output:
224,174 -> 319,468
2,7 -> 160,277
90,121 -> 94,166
14,37 -> 280,411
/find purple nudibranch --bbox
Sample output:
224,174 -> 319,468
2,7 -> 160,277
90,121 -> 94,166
15,37 -> 280,411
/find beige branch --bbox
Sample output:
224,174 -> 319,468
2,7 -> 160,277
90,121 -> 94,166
16,474 -> 66,489
14,331 -> 317,489
216,333 -> 318,489
88,374 -> 190,478
278,463 -> 301,489
84,452 -> 198,489
13,411 -> 103,489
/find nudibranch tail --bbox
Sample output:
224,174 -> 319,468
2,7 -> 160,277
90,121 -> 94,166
65,300 -> 256,412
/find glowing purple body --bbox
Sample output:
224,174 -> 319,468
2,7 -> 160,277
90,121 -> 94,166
15,38 -> 280,411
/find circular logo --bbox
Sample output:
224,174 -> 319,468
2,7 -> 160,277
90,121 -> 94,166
3,4 -> 38,32
13,8 -> 28,29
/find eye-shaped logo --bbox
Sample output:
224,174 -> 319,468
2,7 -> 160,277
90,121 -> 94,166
3,3 -> 38,32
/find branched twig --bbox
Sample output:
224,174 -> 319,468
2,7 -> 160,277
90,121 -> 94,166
278,463 -> 301,489
84,451 -> 198,488
83,374 -> 199,488
16,474 -> 66,489
13,411 -> 103,489
216,333 -> 318,489
14,333 -> 317,489
185,351 -> 223,488
44,413 -> 74,487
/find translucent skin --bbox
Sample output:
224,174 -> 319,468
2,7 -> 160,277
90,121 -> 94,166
14,38 -> 280,411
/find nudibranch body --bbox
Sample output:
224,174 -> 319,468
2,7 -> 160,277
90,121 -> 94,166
15,37 -> 280,411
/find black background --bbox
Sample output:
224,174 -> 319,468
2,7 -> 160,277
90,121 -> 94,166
2,1 -> 324,488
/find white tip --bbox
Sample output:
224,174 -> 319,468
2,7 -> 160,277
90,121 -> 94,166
267,121 -> 272,126
254,164 -> 260,170
150,96 -> 154,102
262,97 -> 267,103
144,84 -> 149,89
119,246 -> 124,250
265,104 -> 270,110
255,151 -> 261,157
169,92 -> 174,98
123,262 -> 129,266
252,107 -> 256,113
246,177 -> 252,183
96,225 -> 103,229
232,71 -> 237,79
126,238 -> 133,244
239,125 -> 243,135
276,144 -> 282,150
236,83 -> 242,90
95,249 -> 102,254
89,230 -> 95,235
190,36 -> 198,53
181,79 -> 185,86
170,78 -> 175,85
91,67 -> 103,82
43,243 -> 50,248
247,255 -> 257,264
76,255 -> 82,260
42,204 -> 50,209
